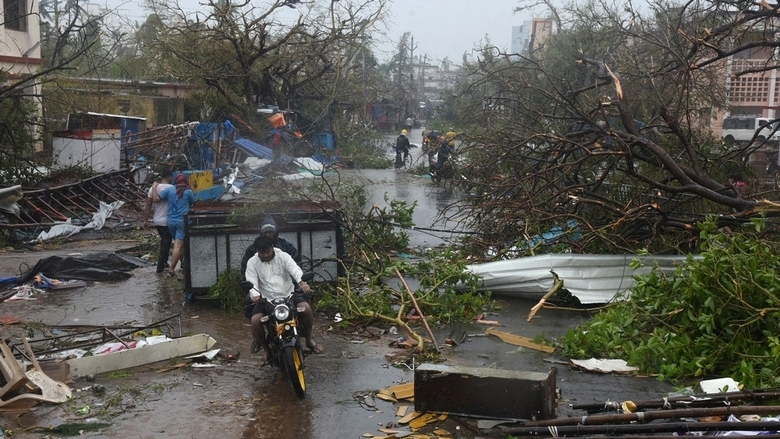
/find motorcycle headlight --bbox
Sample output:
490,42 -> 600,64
274,304 -> 290,321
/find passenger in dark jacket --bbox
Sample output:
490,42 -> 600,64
240,216 -> 301,279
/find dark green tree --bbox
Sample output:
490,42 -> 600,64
446,0 -> 780,256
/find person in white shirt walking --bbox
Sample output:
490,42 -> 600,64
142,169 -> 173,273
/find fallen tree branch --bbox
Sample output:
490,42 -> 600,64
394,268 -> 440,353
527,270 -> 564,322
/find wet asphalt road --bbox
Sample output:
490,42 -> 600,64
0,127 -> 676,438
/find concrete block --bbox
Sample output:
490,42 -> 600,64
414,363 -> 557,420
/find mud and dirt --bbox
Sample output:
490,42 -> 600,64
0,128 -> 676,438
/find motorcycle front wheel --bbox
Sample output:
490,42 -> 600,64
282,345 -> 306,399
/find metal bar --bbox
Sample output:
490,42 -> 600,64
21,199 -> 57,222
35,196 -> 69,221
46,194 -> 83,219
521,406 -> 780,427
66,187 -> 100,210
503,421 -> 780,437
86,180 -> 120,202
571,389 -> 780,411
93,179 -> 133,202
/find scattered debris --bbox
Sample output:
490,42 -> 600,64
0,336 -> 72,410
473,313 -> 500,326
699,377 -> 741,394
444,323 -> 468,346
66,333 -> 217,377
1,169 -> 145,231
484,327 -> 555,353
569,358 -> 639,374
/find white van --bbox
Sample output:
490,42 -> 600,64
722,117 -> 780,144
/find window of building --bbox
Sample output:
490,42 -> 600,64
4,0 -> 28,32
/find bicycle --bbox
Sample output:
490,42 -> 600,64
395,149 -> 412,169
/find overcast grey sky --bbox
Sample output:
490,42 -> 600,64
376,0 -> 525,65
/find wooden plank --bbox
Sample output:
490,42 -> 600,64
398,410 -> 421,424
408,413 -> 437,430
388,382 -> 414,400
375,392 -> 397,402
484,327 -> 555,353
396,405 -> 409,417
66,334 -> 217,376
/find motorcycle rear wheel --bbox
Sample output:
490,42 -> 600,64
282,345 -> 306,399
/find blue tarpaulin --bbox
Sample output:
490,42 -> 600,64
233,138 -> 274,160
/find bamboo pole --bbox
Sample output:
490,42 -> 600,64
503,420 -> 780,437
606,436 -> 780,439
520,405 -> 780,427
394,268 -> 440,353
527,271 -> 563,321
572,389 -> 780,412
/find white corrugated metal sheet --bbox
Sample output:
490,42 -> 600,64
465,254 -> 695,304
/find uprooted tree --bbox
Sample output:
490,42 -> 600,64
446,0 -> 780,256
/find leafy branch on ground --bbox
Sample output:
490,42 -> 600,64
558,217 -> 780,389
207,268 -> 244,313
310,183 -> 492,352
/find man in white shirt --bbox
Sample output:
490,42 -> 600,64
142,169 -> 173,273
245,236 -> 323,364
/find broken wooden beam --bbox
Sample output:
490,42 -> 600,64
414,363 -> 557,420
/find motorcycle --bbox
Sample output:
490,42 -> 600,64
431,161 -> 455,182
241,272 -> 315,399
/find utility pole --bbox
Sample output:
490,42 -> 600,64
409,35 -> 416,119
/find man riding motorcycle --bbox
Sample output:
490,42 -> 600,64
245,236 -> 324,365
240,216 -> 304,354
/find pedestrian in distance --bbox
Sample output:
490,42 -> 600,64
405,116 -> 414,133
435,135 -> 453,171
142,168 -> 173,273
445,128 -> 456,147
245,236 -> 323,366
395,129 -> 411,168
729,172 -> 750,199
153,173 -> 197,278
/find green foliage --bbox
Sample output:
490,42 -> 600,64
0,95 -> 42,186
558,217 -> 780,388
317,247 -> 492,325
359,193 -> 417,253
337,123 -> 393,169
206,268 -> 244,314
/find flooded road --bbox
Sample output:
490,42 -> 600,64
0,129 -> 675,438
340,127 -> 466,248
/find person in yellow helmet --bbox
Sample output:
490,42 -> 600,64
395,129 -> 411,168
445,128 -> 456,147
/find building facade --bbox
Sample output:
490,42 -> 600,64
1,0 -> 45,150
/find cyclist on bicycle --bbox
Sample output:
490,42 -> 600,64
395,129 -> 411,168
